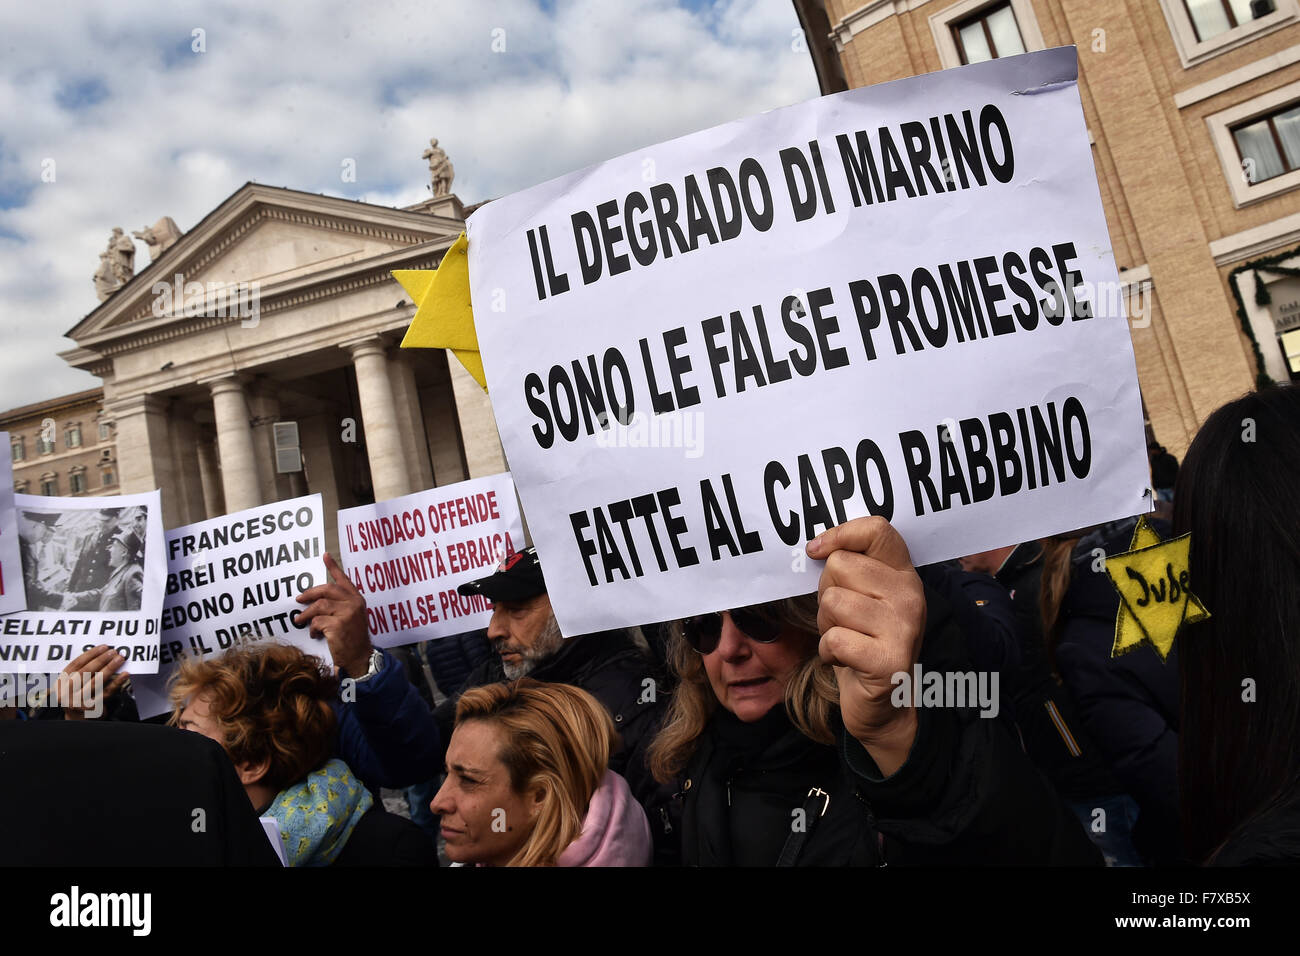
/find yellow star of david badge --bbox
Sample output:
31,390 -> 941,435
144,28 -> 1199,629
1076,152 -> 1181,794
394,231 -> 487,391
1103,516 -> 1210,662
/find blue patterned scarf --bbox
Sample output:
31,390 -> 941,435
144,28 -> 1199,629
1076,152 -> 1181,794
266,758 -> 373,867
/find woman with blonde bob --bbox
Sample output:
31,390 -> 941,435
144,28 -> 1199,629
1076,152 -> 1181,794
432,679 -> 652,867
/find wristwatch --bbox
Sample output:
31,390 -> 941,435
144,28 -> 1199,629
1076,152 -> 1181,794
352,649 -> 384,683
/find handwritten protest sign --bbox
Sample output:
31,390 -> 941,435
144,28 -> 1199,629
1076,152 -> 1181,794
338,473 -> 524,646
0,433 -> 26,615
132,494 -> 329,719
466,47 -> 1150,636
1,491 -> 165,673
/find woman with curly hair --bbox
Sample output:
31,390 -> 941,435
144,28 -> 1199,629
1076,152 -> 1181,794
170,642 -> 435,867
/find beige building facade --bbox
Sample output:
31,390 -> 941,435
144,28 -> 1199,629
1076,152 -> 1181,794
3,389 -> 119,499
796,0 -> 1300,456
59,184 -> 505,553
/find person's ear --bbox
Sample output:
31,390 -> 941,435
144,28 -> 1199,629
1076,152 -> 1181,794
236,756 -> 271,787
527,780 -> 548,820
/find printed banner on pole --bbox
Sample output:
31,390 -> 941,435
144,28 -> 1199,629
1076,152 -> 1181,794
0,432 -> 26,616
1,491 -> 165,673
466,47 -> 1151,636
132,494 -> 330,719
338,473 -> 524,646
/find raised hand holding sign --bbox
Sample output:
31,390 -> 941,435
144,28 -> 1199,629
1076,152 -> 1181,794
807,517 -> 924,777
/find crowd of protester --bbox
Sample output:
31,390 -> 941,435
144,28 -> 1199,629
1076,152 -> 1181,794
1,384 -> 1297,867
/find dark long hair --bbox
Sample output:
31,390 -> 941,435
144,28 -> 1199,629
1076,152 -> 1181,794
1174,384 -> 1300,863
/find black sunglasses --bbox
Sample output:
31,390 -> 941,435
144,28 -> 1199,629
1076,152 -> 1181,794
683,609 -> 782,655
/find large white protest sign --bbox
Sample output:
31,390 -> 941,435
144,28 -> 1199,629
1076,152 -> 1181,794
1,491 -> 165,673
131,494 -> 330,719
0,432 -> 26,616
467,47 -> 1150,636
338,473 -> 524,646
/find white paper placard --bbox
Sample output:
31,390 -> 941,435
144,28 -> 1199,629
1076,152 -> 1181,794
2,491 -> 166,673
131,494 -> 330,719
466,47 -> 1150,636
338,473 -> 524,646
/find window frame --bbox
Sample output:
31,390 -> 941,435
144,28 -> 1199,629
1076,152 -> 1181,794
40,474 -> 57,497
65,423 -> 82,449
10,437 -> 23,463
952,1 -> 1024,65
1208,79 -> 1300,206
1230,107 -> 1300,183
1161,0 -> 1298,69
931,0 -> 1045,71
69,467 -> 86,495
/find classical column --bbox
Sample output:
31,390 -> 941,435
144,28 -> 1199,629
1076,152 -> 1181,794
388,352 -> 435,491
167,409 -> 208,526
421,358 -> 468,486
342,337 -> 412,502
246,386 -> 286,503
106,393 -> 183,528
196,427 -> 225,519
206,374 -> 263,513
448,357 -> 507,478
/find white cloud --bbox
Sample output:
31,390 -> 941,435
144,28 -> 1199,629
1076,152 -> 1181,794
0,0 -> 818,412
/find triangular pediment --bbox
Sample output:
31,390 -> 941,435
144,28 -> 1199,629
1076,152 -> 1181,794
68,183 -> 463,344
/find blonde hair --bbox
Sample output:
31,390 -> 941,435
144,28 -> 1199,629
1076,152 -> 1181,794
454,679 -> 616,867
647,594 -> 838,783
1038,534 -> 1083,675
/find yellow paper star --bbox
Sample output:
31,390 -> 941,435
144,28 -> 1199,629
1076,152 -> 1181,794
395,232 -> 486,390
1104,516 -> 1210,662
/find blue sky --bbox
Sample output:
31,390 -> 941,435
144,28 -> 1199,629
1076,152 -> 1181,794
0,0 -> 819,411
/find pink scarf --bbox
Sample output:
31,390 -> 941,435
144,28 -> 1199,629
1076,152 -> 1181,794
556,769 -> 653,867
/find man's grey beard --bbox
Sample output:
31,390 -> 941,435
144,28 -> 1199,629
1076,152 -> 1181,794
499,612 -> 564,680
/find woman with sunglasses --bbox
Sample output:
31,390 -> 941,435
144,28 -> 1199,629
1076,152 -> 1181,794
647,516 -> 1101,866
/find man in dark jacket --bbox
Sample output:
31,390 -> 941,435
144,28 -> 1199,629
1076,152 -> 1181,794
434,547 -> 666,812
65,509 -> 123,609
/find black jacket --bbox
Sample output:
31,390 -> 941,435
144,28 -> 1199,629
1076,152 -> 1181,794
675,587 -> 1102,866
1055,519 -> 1182,864
0,720 -> 280,866
332,807 -> 438,867
434,629 -> 666,809
988,542 -> 1127,804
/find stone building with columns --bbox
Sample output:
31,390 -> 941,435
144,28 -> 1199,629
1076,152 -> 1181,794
59,183 -> 504,553
794,0 -> 1300,457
